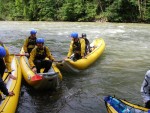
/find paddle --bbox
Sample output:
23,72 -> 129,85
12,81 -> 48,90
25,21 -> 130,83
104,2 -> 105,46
53,60 -> 63,63
3,73 -> 9,82
31,74 -> 43,81
14,54 -> 27,56
3,70 -> 15,82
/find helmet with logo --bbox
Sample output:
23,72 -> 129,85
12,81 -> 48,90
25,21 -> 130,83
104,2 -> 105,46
30,29 -> 37,35
36,38 -> 44,44
70,32 -> 78,38
0,46 -> 6,58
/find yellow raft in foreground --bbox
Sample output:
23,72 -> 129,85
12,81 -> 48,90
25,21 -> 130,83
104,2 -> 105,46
20,48 -> 62,90
0,55 -> 22,113
56,38 -> 105,73
104,96 -> 150,113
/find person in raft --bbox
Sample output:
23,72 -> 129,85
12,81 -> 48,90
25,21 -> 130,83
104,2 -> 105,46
0,44 -> 16,97
67,32 -> 86,61
29,38 -> 55,73
23,29 -> 37,57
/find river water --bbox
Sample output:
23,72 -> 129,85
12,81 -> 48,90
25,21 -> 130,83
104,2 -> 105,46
0,21 -> 150,113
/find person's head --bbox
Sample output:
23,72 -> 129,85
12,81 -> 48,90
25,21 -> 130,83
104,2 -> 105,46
70,32 -> 78,42
82,33 -> 86,38
30,29 -> 37,38
0,46 -> 6,58
36,38 -> 44,48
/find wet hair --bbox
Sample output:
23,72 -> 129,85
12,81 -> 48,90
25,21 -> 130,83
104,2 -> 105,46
82,33 -> 86,38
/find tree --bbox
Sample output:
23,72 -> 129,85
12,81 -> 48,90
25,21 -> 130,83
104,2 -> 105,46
0,0 -> 149,22
106,0 -> 138,22
144,0 -> 150,22
58,1 -> 75,21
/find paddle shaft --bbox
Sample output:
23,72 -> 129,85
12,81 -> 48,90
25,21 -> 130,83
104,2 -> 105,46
53,60 -> 63,62
15,54 -> 27,56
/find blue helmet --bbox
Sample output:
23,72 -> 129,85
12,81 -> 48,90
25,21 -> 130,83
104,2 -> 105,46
70,32 -> 78,38
36,38 -> 44,44
0,46 -> 6,58
30,29 -> 37,35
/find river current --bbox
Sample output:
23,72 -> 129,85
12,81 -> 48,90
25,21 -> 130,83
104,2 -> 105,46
0,21 -> 150,113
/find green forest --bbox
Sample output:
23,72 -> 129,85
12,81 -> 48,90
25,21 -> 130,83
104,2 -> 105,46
0,0 -> 150,23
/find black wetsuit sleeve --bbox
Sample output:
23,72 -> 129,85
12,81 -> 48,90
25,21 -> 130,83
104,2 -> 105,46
0,78 -> 9,96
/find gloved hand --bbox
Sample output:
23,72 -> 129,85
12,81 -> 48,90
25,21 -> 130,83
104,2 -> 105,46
8,91 -> 15,96
25,52 -> 29,56
32,67 -> 37,74
9,74 -> 17,80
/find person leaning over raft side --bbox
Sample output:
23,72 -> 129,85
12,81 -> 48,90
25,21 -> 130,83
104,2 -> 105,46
29,38 -> 55,74
23,29 -> 37,57
81,33 -> 91,55
67,32 -> 86,61
141,70 -> 150,108
0,45 -> 16,96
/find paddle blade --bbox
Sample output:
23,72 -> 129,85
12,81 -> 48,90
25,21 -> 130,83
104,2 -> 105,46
31,74 -> 43,81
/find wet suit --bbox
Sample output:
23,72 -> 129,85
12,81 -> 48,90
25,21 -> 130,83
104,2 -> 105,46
23,36 -> 36,57
0,58 -> 9,96
0,42 -> 12,96
67,38 -> 85,61
29,46 -> 54,73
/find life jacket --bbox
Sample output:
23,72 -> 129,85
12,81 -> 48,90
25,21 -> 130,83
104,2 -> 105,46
27,37 -> 36,53
35,47 -> 47,60
73,39 -> 81,53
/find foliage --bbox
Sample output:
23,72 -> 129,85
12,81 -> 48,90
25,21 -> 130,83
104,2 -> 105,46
143,0 -> 150,22
0,0 -> 150,22
105,0 -> 138,22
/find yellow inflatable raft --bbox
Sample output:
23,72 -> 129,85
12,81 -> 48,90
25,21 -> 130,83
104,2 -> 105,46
56,38 -> 105,73
20,48 -> 62,90
0,55 -> 22,113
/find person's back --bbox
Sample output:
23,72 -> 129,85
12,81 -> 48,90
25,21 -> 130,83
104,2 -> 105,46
81,33 -> 91,55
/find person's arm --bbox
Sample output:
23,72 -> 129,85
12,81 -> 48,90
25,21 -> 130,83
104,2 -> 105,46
80,39 -> 86,57
3,45 -> 12,73
86,38 -> 90,47
23,38 -> 29,53
0,78 -> 9,96
141,70 -> 150,103
67,41 -> 73,58
29,48 -> 36,68
0,80 -> 15,96
3,45 -> 16,80
86,38 -> 91,52
29,48 -> 37,73
45,47 -> 54,61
